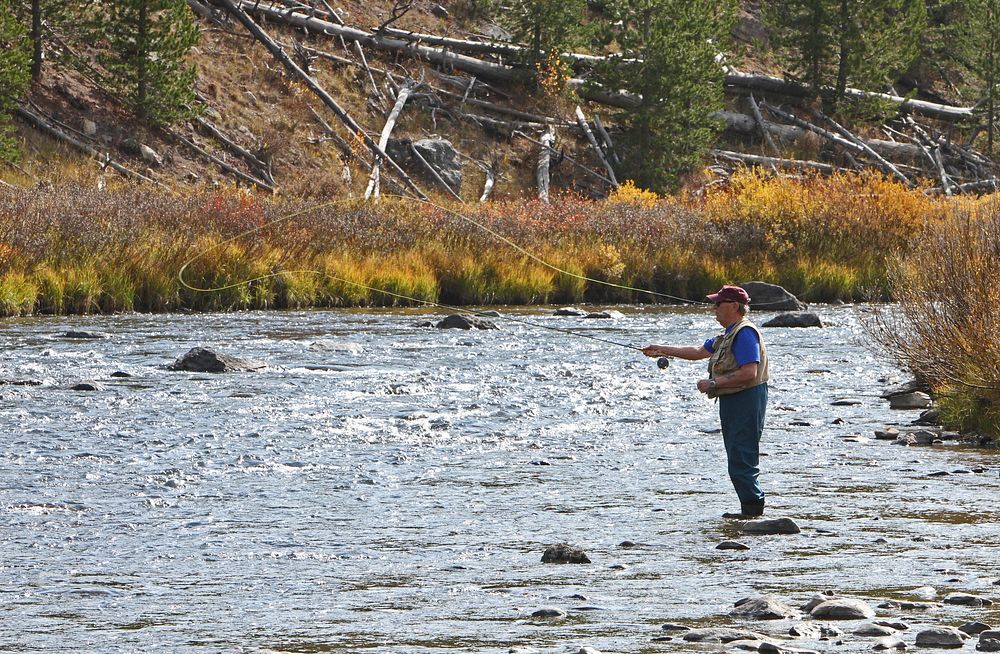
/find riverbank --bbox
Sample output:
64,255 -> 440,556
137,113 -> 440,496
0,171 -> 972,315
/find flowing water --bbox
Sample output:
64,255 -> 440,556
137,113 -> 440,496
0,305 -> 996,653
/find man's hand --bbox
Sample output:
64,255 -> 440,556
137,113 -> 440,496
697,378 -> 714,394
641,345 -> 666,358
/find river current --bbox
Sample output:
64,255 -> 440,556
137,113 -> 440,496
0,305 -> 996,653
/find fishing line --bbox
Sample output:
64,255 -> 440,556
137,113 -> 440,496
177,197 -> 642,352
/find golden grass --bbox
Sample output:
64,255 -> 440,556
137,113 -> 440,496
0,171 -> 990,317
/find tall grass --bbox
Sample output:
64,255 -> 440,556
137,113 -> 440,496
0,171 -> 982,317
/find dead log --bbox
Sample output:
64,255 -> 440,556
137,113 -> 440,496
479,160 -> 498,203
536,126 -> 555,203
593,114 -> 620,165
14,106 -> 165,188
174,132 -> 277,192
725,70 -> 975,122
712,149 -> 841,175
575,106 -> 618,188
761,102 -> 868,157
365,81 -> 414,200
213,0 -> 532,83
513,130 -> 614,186
810,109 -> 913,187
926,178 -> 999,195
748,93 -> 780,160
212,0 -> 427,200
353,40 -> 384,105
194,116 -> 274,184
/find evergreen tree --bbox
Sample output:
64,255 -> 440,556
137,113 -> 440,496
96,0 -> 199,125
595,0 -> 734,191
765,0 -> 927,110
961,0 -> 1000,155
500,0 -> 587,69
0,1 -> 31,161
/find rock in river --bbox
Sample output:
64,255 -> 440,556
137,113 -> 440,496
541,543 -> 591,564
944,593 -> 992,607
809,598 -> 876,620
762,312 -> 823,328
169,347 -> 266,373
740,281 -> 806,311
682,627 -> 767,643
732,594 -> 801,620
435,314 -> 498,330
914,626 -> 968,648
889,391 -> 932,409
742,517 -> 801,535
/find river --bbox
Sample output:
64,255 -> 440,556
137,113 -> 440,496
1,305 -> 996,653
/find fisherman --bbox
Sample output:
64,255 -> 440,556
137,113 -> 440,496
641,285 -> 769,519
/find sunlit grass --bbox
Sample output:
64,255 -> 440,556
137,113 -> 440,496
0,173 -> 987,316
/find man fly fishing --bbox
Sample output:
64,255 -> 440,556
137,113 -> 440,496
641,285 -> 769,519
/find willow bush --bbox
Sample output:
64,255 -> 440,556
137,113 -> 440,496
862,198 -> 1000,436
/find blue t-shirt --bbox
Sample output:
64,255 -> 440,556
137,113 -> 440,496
703,324 -> 761,367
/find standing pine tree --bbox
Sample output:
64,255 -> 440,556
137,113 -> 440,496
0,1 -> 31,161
962,0 -> 1000,155
765,0 -> 927,111
595,0 -> 734,191
96,0 -> 199,125
500,0 -> 587,71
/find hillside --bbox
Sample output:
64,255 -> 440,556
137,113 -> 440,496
3,0 -> 997,199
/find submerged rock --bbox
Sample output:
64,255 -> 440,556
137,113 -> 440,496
61,330 -> 109,339
530,606 -> 567,618
169,347 -> 266,373
583,310 -> 624,319
435,314 -> 498,330
717,540 -> 751,550
873,636 -> 907,650
541,543 -> 591,564
70,381 -> 102,391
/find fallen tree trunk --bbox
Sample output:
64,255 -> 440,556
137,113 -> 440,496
194,116 -> 274,184
811,109 -> 913,187
409,142 -> 463,202
15,106 -> 165,188
212,0 -> 427,200
576,106 -> 618,188
724,71 -> 974,122
926,177 -> 1000,195
514,130 -> 614,186
365,81 -> 414,200
174,132 -> 277,193
712,149 -> 840,175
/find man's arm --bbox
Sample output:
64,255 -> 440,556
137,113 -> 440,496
641,344 -> 711,360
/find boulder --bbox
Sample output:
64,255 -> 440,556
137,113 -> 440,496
169,347 -> 266,373
914,627 -> 967,648
882,379 -> 929,399
854,623 -> 898,637
82,119 -> 97,137
583,310 -> 625,319
140,143 -> 163,167
412,138 -> 462,191
743,517 -> 801,535
875,428 -> 901,440
979,638 -> 1000,652
762,312 -> 823,328
732,595 -> 801,620
809,598 -> 876,620
541,543 -> 591,564
740,281 -> 806,311
789,623 -> 842,639
802,592 -> 840,612
944,593 -> 992,607
960,622 -> 992,636
70,381 -> 102,391
435,314 -> 498,330
890,391 -> 932,410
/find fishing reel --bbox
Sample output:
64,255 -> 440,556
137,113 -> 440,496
657,357 -> 670,370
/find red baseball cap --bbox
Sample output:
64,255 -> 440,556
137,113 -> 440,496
706,285 -> 751,304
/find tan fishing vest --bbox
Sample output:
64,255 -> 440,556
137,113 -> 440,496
707,318 -> 769,398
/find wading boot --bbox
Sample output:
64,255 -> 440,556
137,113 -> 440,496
722,501 -> 765,519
